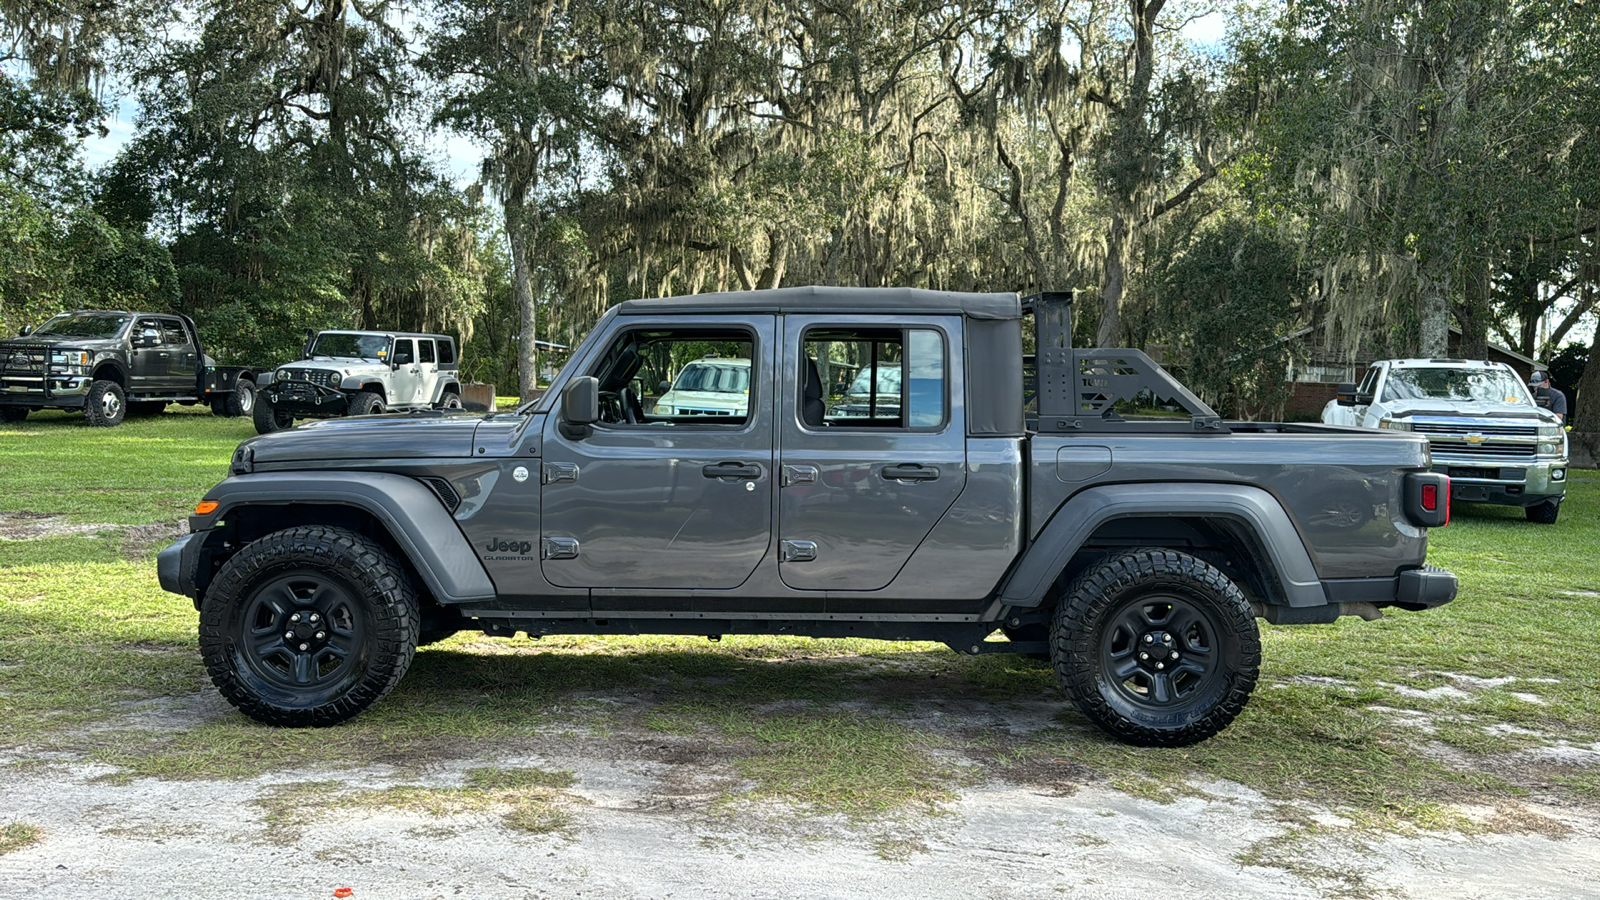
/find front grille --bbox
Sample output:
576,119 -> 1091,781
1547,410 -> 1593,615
1,346 -> 48,376
281,368 -> 338,388
675,407 -> 734,416
1413,423 -> 1537,438
1429,440 -> 1536,458
417,477 -> 461,512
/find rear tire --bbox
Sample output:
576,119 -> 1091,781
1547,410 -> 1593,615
348,391 -> 385,416
1525,499 -> 1561,524
84,380 -> 126,427
214,379 -> 255,417
253,395 -> 294,434
1050,549 -> 1260,747
0,407 -> 27,423
198,526 -> 419,726
434,390 -> 462,410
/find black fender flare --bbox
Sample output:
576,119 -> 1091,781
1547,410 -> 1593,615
998,483 -> 1326,608
91,356 -> 129,385
196,471 -> 497,604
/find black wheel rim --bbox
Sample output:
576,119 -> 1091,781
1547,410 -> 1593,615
236,571 -> 367,694
1099,593 -> 1226,709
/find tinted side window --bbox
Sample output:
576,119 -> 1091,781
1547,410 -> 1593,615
800,326 -> 947,430
438,339 -> 456,365
392,339 -> 415,365
590,328 -> 755,426
419,340 -> 435,364
160,320 -> 190,346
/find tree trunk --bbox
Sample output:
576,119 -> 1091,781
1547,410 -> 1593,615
1417,263 -> 1450,358
1574,316 -> 1600,432
1457,256 -> 1490,359
1096,212 -> 1128,347
506,202 -> 538,399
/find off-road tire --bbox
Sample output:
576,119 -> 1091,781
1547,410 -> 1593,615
214,379 -> 255,418
434,390 -> 463,410
84,380 -> 126,427
348,391 -> 385,416
253,396 -> 294,434
198,526 -> 419,727
126,401 -> 167,417
1525,499 -> 1561,524
1050,548 -> 1260,747
0,407 -> 26,423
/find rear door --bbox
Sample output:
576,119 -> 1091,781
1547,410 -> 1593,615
388,338 -> 424,406
159,318 -> 198,392
776,316 -> 967,591
416,339 -> 439,404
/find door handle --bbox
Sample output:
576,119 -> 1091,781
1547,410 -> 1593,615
703,462 -> 762,480
881,463 -> 940,482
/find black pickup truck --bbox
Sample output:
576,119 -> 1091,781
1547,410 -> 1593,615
0,310 -> 261,427
159,288 -> 1457,746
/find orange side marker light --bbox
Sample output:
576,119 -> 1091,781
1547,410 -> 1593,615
194,500 -> 219,515
334,889 -> 353,898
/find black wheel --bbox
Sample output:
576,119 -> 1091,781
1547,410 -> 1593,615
348,392 -> 385,416
253,395 -> 294,434
84,380 -> 126,427
215,380 -> 255,417
1526,499 -> 1561,524
199,526 -> 419,726
0,407 -> 26,423
434,390 -> 463,410
1050,549 -> 1261,747
126,401 -> 167,417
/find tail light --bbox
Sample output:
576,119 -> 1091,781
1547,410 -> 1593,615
1404,472 -> 1450,528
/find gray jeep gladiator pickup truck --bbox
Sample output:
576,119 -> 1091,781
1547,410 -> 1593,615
158,288 -> 1457,746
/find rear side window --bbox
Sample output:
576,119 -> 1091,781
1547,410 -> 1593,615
419,340 -> 435,364
159,320 -> 190,346
438,339 -> 456,365
799,326 -> 947,430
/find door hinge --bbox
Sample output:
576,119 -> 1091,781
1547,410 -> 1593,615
781,464 -> 818,487
779,539 -> 817,563
541,462 -> 579,485
541,537 -> 580,560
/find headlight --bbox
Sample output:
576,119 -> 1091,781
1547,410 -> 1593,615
1538,424 -> 1563,440
1378,417 -> 1412,431
1538,441 -> 1562,456
274,369 -> 289,382
50,350 -> 89,366
655,404 -> 675,415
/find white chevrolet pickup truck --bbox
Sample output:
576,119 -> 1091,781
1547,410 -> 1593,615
1322,358 -> 1568,523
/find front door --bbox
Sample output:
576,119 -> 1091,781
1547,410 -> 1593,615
128,316 -> 167,393
777,316 -> 967,591
388,338 -> 424,407
540,316 -> 775,591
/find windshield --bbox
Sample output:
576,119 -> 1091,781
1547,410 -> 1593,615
310,333 -> 390,360
1382,367 -> 1531,405
30,312 -> 130,339
673,361 -> 749,394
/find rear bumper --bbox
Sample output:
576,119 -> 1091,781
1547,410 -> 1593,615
1394,565 -> 1458,609
1269,565 -> 1458,623
260,382 -> 348,417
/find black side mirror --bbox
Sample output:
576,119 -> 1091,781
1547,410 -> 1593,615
560,376 -> 599,439
18,325 -> 31,337
658,380 -> 671,393
302,329 -> 315,357
1334,382 -> 1357,406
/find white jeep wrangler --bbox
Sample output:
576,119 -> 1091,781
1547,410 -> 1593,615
254,330 -> 464,434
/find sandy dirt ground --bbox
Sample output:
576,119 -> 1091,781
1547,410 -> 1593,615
3,717 -> 1597,900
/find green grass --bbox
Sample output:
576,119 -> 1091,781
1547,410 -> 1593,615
0,823 -> 43,855
2,410 -> 1598,843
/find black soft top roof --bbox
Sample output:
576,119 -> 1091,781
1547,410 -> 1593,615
615,285 -> 1021,321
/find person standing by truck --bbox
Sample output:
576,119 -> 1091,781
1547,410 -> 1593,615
1530,370 -> 1568,424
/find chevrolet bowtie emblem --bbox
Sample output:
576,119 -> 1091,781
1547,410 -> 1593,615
1464,433 -> 1486,443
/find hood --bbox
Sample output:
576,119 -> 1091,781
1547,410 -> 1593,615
241,412 -> 485,466
1386,402 -> 1557,424
0,336 -> 124,353
273,358 -> 387,374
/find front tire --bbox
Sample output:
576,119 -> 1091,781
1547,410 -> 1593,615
1051,549 -> 1261,747
348,391 -> 385,416
199,526 -> 419,727
1526,499 -> 1561,524
252,395 -> 295,434
84,380 -> 126,427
